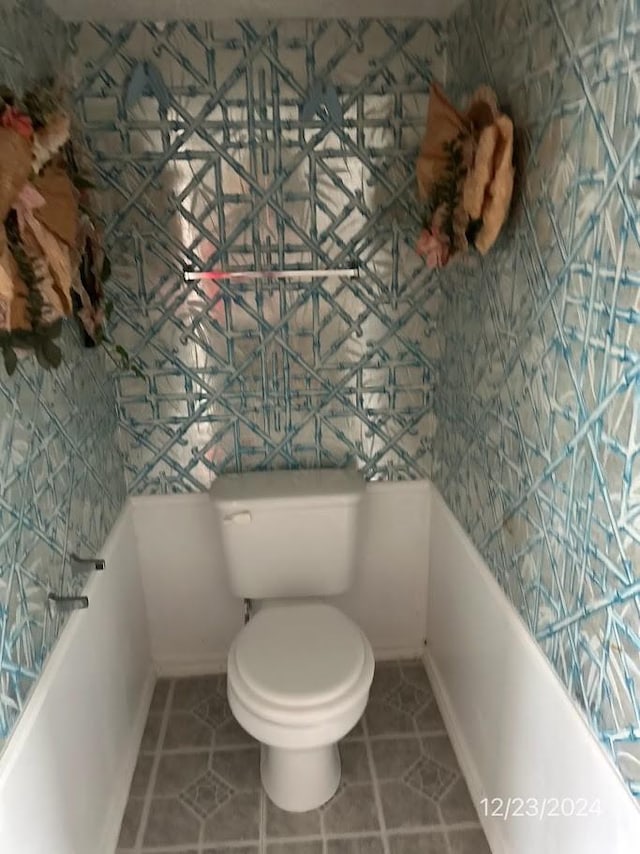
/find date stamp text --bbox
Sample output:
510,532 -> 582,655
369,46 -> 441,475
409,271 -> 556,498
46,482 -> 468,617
480,797 -> 602,820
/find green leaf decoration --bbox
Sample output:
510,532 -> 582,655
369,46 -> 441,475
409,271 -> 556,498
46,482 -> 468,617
115,344 -> 130,368
41,339 -> 62,369
73,175 -> 96,190
36,348 -> 52,370
43,319 -> 63,339
101,257 -> 112,283
3,347 -> 17,376
104,299 -> 114,320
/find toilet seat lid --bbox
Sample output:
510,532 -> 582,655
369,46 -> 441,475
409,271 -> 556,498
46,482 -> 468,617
233,603 -> 366,708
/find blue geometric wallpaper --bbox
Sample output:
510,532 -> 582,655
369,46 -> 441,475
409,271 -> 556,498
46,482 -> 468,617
0,1 -> 127,750
438,0 -> 640,800
3,0 -> 639,811
69,19 -> 445,493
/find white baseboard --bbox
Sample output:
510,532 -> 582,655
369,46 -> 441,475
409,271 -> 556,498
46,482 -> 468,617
154,645 -> 425,679
373,644 -> 425,661
154,655 -> 229,677
423,648 -> 507,854
99,668 -> 156,854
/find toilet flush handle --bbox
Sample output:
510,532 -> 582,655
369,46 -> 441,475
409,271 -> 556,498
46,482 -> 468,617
223,510 -> 252,525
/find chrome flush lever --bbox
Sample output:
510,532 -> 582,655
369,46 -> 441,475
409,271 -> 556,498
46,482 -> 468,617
70,552 -> 105,575
48,593 -> 89,615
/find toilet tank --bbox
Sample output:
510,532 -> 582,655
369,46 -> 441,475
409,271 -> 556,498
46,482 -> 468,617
210,469 -> 365,598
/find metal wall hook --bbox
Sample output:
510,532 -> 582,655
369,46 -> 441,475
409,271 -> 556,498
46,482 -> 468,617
70,553 -> 106,575
48,593 -> 89,616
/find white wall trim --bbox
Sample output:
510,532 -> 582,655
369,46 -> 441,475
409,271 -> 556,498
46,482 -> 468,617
154,655 -> 229,677
0,504 -> 128,782
154,643 -> 426,677
0,505 -> 154,854
128,477 -> 430,509
47,0 -> 464,22
423,648 -> 508,854
132,480 -> 432,676
427,488 -> 640,854
97,668 -> 155,854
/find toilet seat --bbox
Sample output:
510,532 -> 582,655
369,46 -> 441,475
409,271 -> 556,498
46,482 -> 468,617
233,602 -> 365,708
227,602 -> 374,737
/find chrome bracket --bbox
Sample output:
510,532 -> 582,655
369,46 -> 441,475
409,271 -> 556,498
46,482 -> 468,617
48,593 -> 89,616
70,553 -> 106,576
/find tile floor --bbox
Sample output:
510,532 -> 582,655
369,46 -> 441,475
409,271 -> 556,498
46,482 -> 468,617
117,660 -> 491,854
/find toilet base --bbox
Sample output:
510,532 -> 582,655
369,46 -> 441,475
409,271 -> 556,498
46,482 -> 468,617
261,742 -> 341,812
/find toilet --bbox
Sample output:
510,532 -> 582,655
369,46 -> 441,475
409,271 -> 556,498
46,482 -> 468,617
210,468 -> 374,813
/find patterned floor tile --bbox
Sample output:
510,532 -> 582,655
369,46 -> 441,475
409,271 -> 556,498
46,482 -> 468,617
180,769 -> 234,818
143,797 -> 201,847
141,849 -> 198,854
266,798 -> 322,838
149,678 -> 172,713
378,780 -> 440,829
117,797 -> 144,849
341,740 -> 372,782
413,699 -> 447,734
129,753 -> 154,798
344,718 -> 366,740
371,737 -> 422,779
365,699 -> 416,736
369,662 -> 404,700
387,831 -> 449,853
448,828 -> 492,854
209,746 -> 261,791
439,777 -> 480,824
421,735 -> 461,773
366,659 -> 443,736
162,710 -> 215,750
117,662 -> 490,851
405,756 -> 456,800
172,675 -> 227,711
202,847 -> 258,854
215,715 -> 258,746
323,783 -> 381,834
140,713 -> 163,752
267,843 -> 323,854
153,751 -> 209,797
202,790 -> 261,842
326,838 -> 385,854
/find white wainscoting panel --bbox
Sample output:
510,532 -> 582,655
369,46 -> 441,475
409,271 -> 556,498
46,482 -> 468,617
0,507 -> 154,854
425,489 -> 640,854
131,480 -> 431,674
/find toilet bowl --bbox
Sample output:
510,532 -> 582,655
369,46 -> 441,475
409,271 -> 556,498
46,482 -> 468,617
227,601 -> 375,812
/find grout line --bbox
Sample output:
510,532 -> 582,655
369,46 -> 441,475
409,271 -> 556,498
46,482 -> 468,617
362,714 -> 392,854
259,783 -> 267,854
139,842 -> 260,852
240,823 -> 482,844
134,679 -> 175,854
153,742 -> 257,756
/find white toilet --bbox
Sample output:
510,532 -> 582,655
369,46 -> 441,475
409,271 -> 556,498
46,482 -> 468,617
210,468 -> 375,813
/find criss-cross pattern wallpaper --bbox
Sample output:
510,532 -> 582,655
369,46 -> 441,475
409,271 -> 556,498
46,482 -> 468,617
70,19 -> 444,493
0,1 -> 127,749
438,0 -> 640,799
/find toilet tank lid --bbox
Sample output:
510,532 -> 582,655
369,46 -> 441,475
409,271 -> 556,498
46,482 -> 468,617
209,468 -> 364,506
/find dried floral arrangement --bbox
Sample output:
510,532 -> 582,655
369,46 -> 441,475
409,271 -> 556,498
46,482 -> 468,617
0,79 -> 128,375
416,84 -> 515,269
